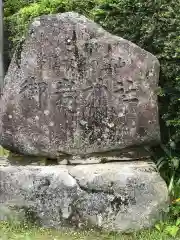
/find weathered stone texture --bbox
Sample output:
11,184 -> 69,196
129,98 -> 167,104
0,12 -> 160,159
0,161 -> 168,232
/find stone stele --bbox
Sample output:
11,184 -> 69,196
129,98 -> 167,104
0,12 -> 160,161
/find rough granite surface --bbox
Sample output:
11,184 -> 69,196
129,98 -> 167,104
0,12 -> 160,160
0,162 -> 169,232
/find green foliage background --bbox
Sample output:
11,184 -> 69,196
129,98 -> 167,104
3,0 -> 180,187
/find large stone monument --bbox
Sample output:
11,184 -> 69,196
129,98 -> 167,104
0,12 -> 168,232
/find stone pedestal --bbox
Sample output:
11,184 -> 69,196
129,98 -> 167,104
0,160 -> 169,232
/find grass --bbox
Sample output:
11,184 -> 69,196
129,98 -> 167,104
0,222 -> 179,240
0,146 -> 9,157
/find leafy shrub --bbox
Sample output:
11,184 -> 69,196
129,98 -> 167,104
4,0 -> 99,55
155,219 -> 180,238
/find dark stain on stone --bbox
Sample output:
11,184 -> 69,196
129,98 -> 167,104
37,178 -> 51,191
84,42 -> 88,51
111,195 -> 136,215
71,29 -> 86,77
108,43 -> 112,53
23,207 -> 41,225
89,33 -> 95,39
138,127 -> 146,137
45,158 -> 58,165
10,205 -> 41,226
72,29 -> 77,42
15,38 -> 25,68
146,71 -> 149,78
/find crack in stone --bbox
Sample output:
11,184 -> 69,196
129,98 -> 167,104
67,170 -> 114,195
67,170 -> 136,217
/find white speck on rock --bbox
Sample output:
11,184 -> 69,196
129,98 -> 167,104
32,20 -> 41,27
103,134 -> 108,139
5,130 -> 11,134
44,110 -> 50,116
118,112 -> 124,117
52,83 -> 56,89
8,115 -> 12,119
97,214 -> 103,227
80,120 -> 87,126
132,120 -> 136,127
107,122 -> 114,128
49,122 -> 54,127
105,128 -> 110,133
35,116 -> 39,120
